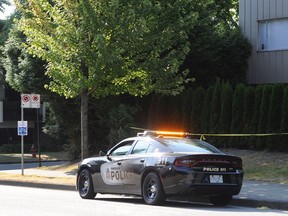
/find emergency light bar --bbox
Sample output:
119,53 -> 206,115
137,130 -> 188,137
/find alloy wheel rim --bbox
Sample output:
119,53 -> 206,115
146,178 -> 157,200
81,175 -> 89,195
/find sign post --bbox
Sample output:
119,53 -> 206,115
20,93 -> 41,175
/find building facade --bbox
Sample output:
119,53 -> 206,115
239,0 -> 288,84
0,71 -> 36,146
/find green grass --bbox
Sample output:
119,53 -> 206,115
244,165 -> 288,184
1,149 -> 288,184
223,149 -> 288,184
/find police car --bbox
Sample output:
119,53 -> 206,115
76,131 -> 243,206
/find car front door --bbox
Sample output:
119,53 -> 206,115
99,140 -> 135,193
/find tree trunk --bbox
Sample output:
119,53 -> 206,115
81,88 -> 89,160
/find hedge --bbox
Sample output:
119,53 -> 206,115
146,82 -> 288,152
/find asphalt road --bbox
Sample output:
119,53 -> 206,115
0,161 -> 65,170
0,185 -> 287,216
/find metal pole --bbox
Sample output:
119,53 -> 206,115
21,106 -> 24,176
37,108 -> 41,167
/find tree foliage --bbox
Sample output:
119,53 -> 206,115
0,0 -> 10,13
15,0 -> 199,98
14,0 -> 202,158
2,24 -> 47,93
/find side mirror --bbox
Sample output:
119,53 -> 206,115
99,150 -> 107,156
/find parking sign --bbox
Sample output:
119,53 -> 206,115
18,121 -> 28,136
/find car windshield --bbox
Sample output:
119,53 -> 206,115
158,138 -> 222,154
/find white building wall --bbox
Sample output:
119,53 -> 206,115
239,0 -> 288,84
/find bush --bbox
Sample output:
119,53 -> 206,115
190,86 -> 205,132
241,86 -> 255,148
63,129 -> 81,160
280,86 -> 288,151
181,88 -> 194,130
230,84 -> 245,148
0,143 -> 31,153
219,82 -> 233,133
267,85 -> 284,150
257,85 -> 272,149
210,79 -> 222,133
140,82 -> 288,152
201,86 -> 214,133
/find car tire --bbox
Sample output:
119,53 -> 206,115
209,195 -> 232,206
142,172 -> 165,205
78,169 -> 96,199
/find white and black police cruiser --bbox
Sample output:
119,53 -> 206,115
76,131 -> 243,206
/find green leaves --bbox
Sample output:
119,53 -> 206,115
15,0 -> 199,98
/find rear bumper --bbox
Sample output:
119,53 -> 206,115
161,169 -> 243,197
185,184 -> 242,196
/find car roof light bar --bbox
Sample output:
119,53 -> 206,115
137,130 -> 187,137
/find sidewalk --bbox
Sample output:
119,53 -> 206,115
232,180 -> 288,210
0,165 -> 287,210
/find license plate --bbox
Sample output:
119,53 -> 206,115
210,175 -> 223,183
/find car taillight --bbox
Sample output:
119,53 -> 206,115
174,158 -> 197,167
231,159 -> 243,168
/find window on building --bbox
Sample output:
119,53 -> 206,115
258,18 -> 288,51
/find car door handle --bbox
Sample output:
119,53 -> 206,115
140,159 -> 145,163
117,162 -> 121,166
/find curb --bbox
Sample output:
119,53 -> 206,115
231,198 -> 288,211
0,160 -> 67,164
0,180 -> 75,191
0,180 -> 287,210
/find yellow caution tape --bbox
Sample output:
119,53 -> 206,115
130,127 -> 288,141
187,132 -> 288,141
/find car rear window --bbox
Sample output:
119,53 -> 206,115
158,138 -> 222,154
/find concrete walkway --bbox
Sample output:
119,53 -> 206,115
232,180 -> 288,210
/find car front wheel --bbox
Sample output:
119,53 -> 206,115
78,169 -> 96,199
142,172 -> 165,205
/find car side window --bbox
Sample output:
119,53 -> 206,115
110,141 -> 134,156
131,141 -> 153,154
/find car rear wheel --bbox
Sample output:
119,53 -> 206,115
78,169 -> 96,199
209,195 -> 232,206
142,172 -> 165,205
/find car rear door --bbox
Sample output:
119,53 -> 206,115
122,140 -> 154,193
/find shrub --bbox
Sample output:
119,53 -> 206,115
230,84 -> 245,148
257,85 -> 272,149
280,86 -> 288,151
210,80 -> 222,133
201,86 -> 214,133
190,86 -> 205,132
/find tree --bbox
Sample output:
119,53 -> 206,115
241,86 -> 255,148
2,24 -> 47,93
219,82 -> 233,134
16,0 -> 199,159
0,0 -> 10,13
230,83 -> 245,147
181,0 -> 251,87
280,86 -> 288,151
201,86 -> 214,133
190,86 -> 205,132
210,79 -> 222,133
267,84 -> 283,150
257,85 -> 272,149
